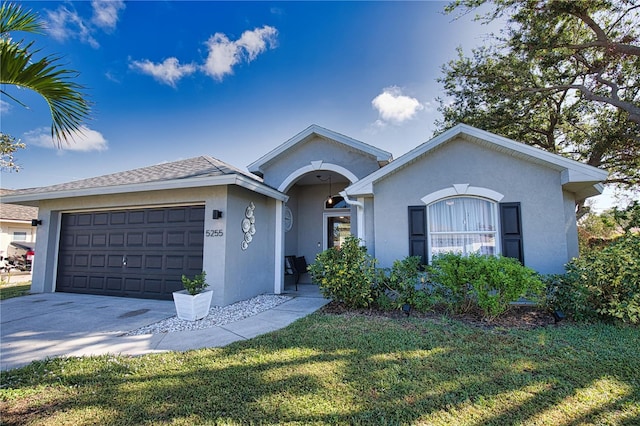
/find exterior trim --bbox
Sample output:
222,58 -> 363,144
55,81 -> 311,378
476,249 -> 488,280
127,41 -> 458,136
274,200 -> 284,294
421,184 -> 505,205
345,124 -> 607,197
278,162 -> 359,192
3,174 -> 288,206
248,124 -> 392,175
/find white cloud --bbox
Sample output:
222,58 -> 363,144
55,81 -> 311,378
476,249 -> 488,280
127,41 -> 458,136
91,0 -> 125,31
45,1 -> 125,48
129,58 -> 197,87
202,33 -> 238,81
202,25 -> 277,80
24,126 -> 108,152
372,86 -> 424,125
46,6 -> 99,48
130,25 -> 278,86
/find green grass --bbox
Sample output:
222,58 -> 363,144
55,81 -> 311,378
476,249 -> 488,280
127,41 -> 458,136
1,313 -> 638,425
0,280 -> 31,300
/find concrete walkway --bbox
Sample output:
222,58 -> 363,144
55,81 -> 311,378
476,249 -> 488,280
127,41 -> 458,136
0,284 -> 329,371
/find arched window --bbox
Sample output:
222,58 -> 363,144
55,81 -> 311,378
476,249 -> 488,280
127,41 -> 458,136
427,197 -> 498,260
325,195 -> 348,209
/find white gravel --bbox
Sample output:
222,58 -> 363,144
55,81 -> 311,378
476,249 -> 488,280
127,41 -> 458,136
126,294 -> 292,335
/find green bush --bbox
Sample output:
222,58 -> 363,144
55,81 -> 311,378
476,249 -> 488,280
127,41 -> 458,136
376,256 -> 435,312
428,253 -> 544,319
181,271 -> 207,295
308,235 -> 379,308
546,233 -> 640,324
542,272 -> 597,322
427,253 -> 477,313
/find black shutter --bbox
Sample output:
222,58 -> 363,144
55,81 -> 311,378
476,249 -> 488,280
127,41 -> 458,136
408,206 -> 428,265
500,202 -> 524,264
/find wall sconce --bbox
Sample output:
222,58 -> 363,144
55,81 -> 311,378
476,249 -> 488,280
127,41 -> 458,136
31,219 -> 42,226
212,210 -> 223,219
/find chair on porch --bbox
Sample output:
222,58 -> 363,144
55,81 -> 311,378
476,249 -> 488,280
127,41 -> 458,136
284,256 -> 308,291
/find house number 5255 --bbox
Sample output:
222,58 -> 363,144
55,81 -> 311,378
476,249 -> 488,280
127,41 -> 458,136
205,229 -> 224,237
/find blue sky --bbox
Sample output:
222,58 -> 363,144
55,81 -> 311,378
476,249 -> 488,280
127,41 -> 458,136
0,1 -> 623,209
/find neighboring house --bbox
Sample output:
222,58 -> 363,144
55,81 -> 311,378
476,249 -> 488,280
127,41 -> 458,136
2,124 -> 607,305
0,189 -> 38,261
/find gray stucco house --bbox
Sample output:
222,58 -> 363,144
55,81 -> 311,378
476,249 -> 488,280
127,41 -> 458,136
2,124 -> 607,305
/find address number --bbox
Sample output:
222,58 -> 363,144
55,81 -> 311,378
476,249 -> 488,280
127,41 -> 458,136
205,229 -> 224,237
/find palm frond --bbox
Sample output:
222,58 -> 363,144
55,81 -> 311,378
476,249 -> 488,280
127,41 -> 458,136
0,39 -> 91,145
0,2 -> 44,35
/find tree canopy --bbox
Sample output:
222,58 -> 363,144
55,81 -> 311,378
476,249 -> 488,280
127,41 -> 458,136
437,0 -> 639,214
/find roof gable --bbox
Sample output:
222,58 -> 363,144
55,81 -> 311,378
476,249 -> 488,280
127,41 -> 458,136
345,124 -> 608,199
248,124 -> 392,176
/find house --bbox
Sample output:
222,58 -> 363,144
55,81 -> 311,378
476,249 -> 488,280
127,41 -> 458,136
2,124 -> 607,305
0,189 -> 38,261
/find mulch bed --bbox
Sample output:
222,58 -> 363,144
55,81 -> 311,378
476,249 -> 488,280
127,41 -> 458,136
320,301 -> 559,330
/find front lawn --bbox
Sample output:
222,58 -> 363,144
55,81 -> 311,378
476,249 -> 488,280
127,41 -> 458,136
1,312 -> 638,425
0,280 -> 31,300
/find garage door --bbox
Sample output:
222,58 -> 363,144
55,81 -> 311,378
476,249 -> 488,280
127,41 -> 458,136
56,206 -> 205,300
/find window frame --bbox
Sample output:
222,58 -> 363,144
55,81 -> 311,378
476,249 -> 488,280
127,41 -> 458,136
426,196 -> 500,263
12,231 -> 28,242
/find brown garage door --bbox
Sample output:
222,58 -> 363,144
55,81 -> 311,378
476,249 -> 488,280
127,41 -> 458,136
56,206 -> 204,300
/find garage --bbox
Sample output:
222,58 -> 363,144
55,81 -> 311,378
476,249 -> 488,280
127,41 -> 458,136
56,205 -> 205,300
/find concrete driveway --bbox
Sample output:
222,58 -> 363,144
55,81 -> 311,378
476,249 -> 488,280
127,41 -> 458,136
0,287 -> 329,371
1,293 -> 176,370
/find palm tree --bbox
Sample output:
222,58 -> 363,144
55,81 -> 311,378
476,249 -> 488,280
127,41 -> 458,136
1,2 -> 90,146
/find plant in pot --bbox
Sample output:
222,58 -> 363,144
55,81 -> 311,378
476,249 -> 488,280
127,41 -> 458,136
172,271 -> 213,321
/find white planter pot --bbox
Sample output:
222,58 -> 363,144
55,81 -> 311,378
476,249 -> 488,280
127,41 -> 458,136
172,290 -> 213,321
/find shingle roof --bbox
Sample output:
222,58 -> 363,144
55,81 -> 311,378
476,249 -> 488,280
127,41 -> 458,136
0,190 -> 38,220
9,156 -> 261,196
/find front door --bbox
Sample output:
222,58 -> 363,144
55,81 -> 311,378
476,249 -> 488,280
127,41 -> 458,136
325,213 -> 351,249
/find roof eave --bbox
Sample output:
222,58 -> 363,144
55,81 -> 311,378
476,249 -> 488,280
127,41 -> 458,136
2,174 -> 288,206
563,181 -> 606,200
345,124 -> 608,196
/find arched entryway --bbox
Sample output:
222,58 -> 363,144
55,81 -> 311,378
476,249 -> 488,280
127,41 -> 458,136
282,168 -> 356,285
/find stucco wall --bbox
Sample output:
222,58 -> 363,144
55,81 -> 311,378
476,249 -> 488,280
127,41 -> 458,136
284,186 -> 300,257
260,135 -> 381,190
371,137 -> 572,274
221,185 -> 276,305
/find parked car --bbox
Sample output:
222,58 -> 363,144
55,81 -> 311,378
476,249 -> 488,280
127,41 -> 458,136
5,242 -> 35,271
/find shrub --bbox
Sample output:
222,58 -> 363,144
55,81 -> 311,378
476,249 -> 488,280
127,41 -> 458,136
542,273 -> 597,322
181,271 -> 208,295
427,253 -> 477,313
428,253 -> 544,319
376,256 -> 435,312
308,235 -> 378,308
546,233 -> 640,324
469,255 -> 544,318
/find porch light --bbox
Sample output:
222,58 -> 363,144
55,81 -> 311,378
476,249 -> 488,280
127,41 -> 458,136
31,219 -> 42,226
317,174 -> 335,205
